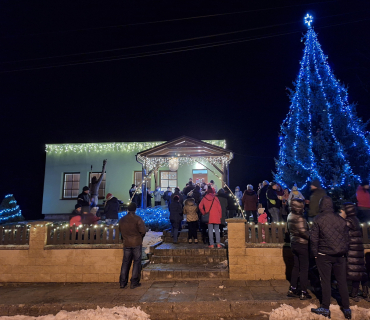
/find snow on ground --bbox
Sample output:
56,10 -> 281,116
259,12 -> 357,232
143,231 -> 163,254
0,306 -> 150,320
266,303 -> 370,320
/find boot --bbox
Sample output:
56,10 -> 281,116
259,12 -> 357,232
362,286 -> 370,302
300,290 -> 312,300
350,287 -> 360,302
340,307 -> 352,319
311,307 -> 331,318
287,286 -> 299,298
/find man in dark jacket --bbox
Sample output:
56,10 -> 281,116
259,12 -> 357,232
171,188 -> 183,207
266,183 -> 281,222
308,179 -> 327,223
310,196 -> 351,319
169,195 -> 183,244
163,187 -> 172,206
77,186 -> 91,214
119,202 -> 146,289
72,204 -> 82,216
183,181 -> 195,198
104,193 -> 120,224
287,199 -> 311,300
258,180 -> 269,209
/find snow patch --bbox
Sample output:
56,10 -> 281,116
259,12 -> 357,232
143,231 -> 162,254
266,303 -> 370,320
0,306 -> 150,320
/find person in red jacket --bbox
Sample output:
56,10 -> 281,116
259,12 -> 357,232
356,180 -> 370,223
199,186 -> 222,248
242,184 -> 258,224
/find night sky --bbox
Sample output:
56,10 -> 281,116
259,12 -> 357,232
1,0 -> 370,220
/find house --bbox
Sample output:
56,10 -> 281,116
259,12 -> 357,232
42,136 -> 233,220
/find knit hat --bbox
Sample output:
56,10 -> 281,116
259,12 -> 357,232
361,180 -> 369,186
106,193 -> 113,200
83,186 -> 89,192
247,184 -> 253,190
131,184 -> 136,188
311,179 -> 321,188
127,202 -> 137,212
75,204 -> 82,209
292,185 -> 298,191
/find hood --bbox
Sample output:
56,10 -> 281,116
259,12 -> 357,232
290,198 -> 304,215
185,198 -> 195,206
204,194 -> 215,201
344,203 -> 356,217
319,196 -> 334,213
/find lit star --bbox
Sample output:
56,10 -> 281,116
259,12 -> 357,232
304,14 -> 313,27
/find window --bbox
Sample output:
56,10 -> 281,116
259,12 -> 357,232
62,173 -> 80,199
134,171 -> 151,189
89,172 -> 106,199
160,171 -> 177,192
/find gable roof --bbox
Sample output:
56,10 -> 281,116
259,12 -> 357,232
136,136 -> 232,159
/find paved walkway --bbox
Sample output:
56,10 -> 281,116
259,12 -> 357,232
0,280 -> 368,319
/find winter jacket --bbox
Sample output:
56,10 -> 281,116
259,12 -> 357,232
287,199 -> 309,245
288,190 -> 305,204
258,185 -> 269,208
183,198 -> 199,222
345,204 -> 367,281
81,213 -> 99,225
153,190 -> 162,202
258,213 -> 268,224
308,187 -> 327,217
356,186 -> 370,208
266,186 -> 280,209
183,183 -> 195,197
90,163 -> 106,196
242,190 -> 258,211
169,201 -> 183,224
171,192 -> 183,206
216,190 -> 228,225
104,197 -> 120,219
310,196 -> 349,257
163,191 -> 172,202
147,192 -> 153,207
235,190 -> 243,204
77,192 -> 90,207
199,193 -> 222,224
192,187 -> 202,205
119,212 -> 146,247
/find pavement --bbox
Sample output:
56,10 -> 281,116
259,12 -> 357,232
0,280 -> 369,319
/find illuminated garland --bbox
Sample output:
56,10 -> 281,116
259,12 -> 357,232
275,14 -> 370,190
0,194 -> 23,222
45,140 -> 226,154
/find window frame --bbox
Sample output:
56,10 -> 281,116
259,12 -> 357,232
159,170 -> 178,192
89,172 -> 106,199
62,172 -> 81,200
134,171 -> 151,189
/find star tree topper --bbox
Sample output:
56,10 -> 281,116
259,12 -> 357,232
304,14 -> 313,28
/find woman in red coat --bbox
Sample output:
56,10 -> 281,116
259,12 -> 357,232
199,186 -> 222,248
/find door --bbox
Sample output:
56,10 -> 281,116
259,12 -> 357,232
193,169 -> 208,184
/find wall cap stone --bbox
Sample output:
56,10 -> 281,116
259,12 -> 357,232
45,244 -> 123,250
226,219 -> 246,224
0,245 -> 29,250
245,243 -> 290,248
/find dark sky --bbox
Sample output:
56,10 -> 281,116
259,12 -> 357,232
1,0 -> 370,219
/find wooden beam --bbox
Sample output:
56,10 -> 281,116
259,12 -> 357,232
211,163 -> 224,175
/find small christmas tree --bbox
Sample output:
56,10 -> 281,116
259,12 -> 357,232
0,194 -> 24,224
275,14 -> 370,195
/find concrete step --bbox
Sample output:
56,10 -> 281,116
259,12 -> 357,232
153,243 -> 227,258
142,263 -> 229,280
151,255 -> 226,264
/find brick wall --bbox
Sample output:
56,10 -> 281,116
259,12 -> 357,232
0,222 -> 126,283
227,219 -> 293,280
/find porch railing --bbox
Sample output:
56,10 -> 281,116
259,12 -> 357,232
245,222 -> 370,244
0,225 -> 29,245
46,224 -> 122,245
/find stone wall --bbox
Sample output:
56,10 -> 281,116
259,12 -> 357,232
0,222 -> 126,283
227,219 -> 294,280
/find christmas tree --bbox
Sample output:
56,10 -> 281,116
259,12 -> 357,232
275,14 -> 370,192
0,194 -> 24,224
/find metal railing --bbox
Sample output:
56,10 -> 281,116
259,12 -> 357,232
46,224 -> 122,245
0,225 -> 29,245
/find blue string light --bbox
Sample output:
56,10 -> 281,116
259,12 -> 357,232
275,15 -> 370,190
119,207 -> 171,230
0,194 -> 23,222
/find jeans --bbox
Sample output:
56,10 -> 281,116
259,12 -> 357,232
120,245 -> 142,286
268,207 -> 280,222
105,219 -> 118,225
208,223 -> 220,246
171,220 -> 181,243
316,254 -> 349,309
188,221 -> 198,240
246,210 -> 257,224
290,243 -> 309,292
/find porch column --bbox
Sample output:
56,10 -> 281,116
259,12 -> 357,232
141,165 -> 147,209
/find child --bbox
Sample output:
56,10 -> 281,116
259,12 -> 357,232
183,198 -> 199,244
258,207 -> 268,243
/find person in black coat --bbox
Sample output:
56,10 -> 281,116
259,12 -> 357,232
104,193 -> 120,223
340,203 -> 370,302
310,196 -> 351,319
169,195 -> 183,244
216,189 -> 228,237
171,188 -> 183,207
258,181 -> 269,209
286,199 -> 311,300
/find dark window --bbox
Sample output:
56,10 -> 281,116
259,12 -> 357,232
89,172 -> 106,199
62,173 -> 80,199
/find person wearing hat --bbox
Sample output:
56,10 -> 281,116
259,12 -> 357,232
288,185 -> 305,205
356,180 -> 370,223
77,186 -> 91,214
104,193 -> 120,225
119,202 -> 146,289
308,179 -> 326,223
72,203 -> 82,216
266,182 -> 281,222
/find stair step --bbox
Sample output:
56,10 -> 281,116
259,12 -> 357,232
153,243 -> 227,257
142,263 -> 229,280
151,255 -> 226,264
